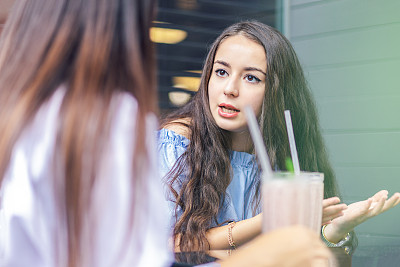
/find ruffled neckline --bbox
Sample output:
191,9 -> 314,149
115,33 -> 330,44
158,128 -> 256,168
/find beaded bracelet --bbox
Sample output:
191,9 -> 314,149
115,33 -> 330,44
227,221 -> 236,249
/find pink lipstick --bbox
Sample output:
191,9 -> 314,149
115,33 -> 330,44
218,103 -> 240,118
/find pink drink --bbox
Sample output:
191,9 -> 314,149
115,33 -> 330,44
307,174 -> 324,233
262,172 -> 324,234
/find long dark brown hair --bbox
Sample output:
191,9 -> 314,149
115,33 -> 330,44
0,0 -> 156,266
162,21 -> 339,252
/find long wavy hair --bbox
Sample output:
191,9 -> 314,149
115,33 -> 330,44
0,0 -> 156,266
162,21 -> 339,252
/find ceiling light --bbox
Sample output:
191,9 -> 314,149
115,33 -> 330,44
173,76 -> 201,92
169,91 -> 192,107
185,70 -> 202,74
150,27 -> 187,44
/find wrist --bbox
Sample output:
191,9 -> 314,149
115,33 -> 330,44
227,221 -> 236,249
322,224 -> 350,244
253,213 -> 263,235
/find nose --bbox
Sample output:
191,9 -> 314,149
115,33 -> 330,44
223,78 -> 239,97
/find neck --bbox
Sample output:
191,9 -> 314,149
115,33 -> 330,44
230,130 -> 253,153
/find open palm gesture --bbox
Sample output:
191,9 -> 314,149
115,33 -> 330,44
323,190 -> 400,243
334,190 -> 400,231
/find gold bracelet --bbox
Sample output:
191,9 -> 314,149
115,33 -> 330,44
321,224 -> 350,247
321,225 -> 333,243
227,221 -> 236,249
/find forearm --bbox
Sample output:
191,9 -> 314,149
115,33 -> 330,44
322,222 -> 352,244
206,214 -> 262,250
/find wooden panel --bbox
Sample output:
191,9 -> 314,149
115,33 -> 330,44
334,167 -> 400,199
306,59 -> 400,98
323,132 -> 400,166
315,95 -> 400,131
353,242 -> 400,267
291,0 -> 326,6
291,0 -> 400,38
292,23 -> 400,68
355,234 -> 400,247
353,210 -> 400,237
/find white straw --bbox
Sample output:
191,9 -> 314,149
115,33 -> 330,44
284,110 -> 301,175
244,106 -> 273,180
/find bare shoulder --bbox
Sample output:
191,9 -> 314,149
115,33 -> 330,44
162,117 -> 191,139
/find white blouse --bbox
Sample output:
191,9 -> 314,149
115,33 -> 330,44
0,89 -> 173,267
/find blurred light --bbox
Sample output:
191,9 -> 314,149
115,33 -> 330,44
153,21 -> 170,24
177,0 -> 198,10
173,76 -> 201,92
169,91 -> 192,107
150,27 -> 187,44
185,70 -> 202,74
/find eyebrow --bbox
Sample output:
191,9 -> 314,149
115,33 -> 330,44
214,60 -> 266,76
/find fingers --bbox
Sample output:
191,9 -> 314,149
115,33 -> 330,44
369,195 -> 387,217
238,226 -> 332,267
380,192 -> 400,213
331,191 -> 400,228
360,197 -> 373,213
371,190 -> 388,201
367,191 -> 400,217
322,197 -> 347,225
322,204 -> 347,225
393,193 -> 400,206
323,197 -> 341,208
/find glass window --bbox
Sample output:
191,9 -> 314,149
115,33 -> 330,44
154,0 -> 277,112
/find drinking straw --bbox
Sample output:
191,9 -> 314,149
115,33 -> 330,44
284,110 -> 301,175
244,106 -> 273,180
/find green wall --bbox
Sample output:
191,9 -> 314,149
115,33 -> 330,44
288,0 -> 400,262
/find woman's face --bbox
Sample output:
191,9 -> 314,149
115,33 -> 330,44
208,34 -> 266,134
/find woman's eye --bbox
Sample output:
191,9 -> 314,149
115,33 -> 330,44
215,69 -> 228,77
245,74 -> 261,83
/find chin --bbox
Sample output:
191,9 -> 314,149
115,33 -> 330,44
215,122 -> 246,133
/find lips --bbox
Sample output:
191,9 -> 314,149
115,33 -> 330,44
218,103 -> 240,118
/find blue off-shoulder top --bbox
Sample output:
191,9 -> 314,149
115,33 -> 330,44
157,128 -> 261,229
157,129 -> 355,255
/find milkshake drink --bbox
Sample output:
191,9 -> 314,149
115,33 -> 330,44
262,172 -> 324,234
307,173 -> 324,233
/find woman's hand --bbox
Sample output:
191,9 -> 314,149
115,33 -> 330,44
218,225 -> 332,267
205,213 -> 262,250
323,190 -> 400,243
322,197 -> 348,225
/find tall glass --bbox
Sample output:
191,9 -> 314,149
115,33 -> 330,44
262,172 -> 324,234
